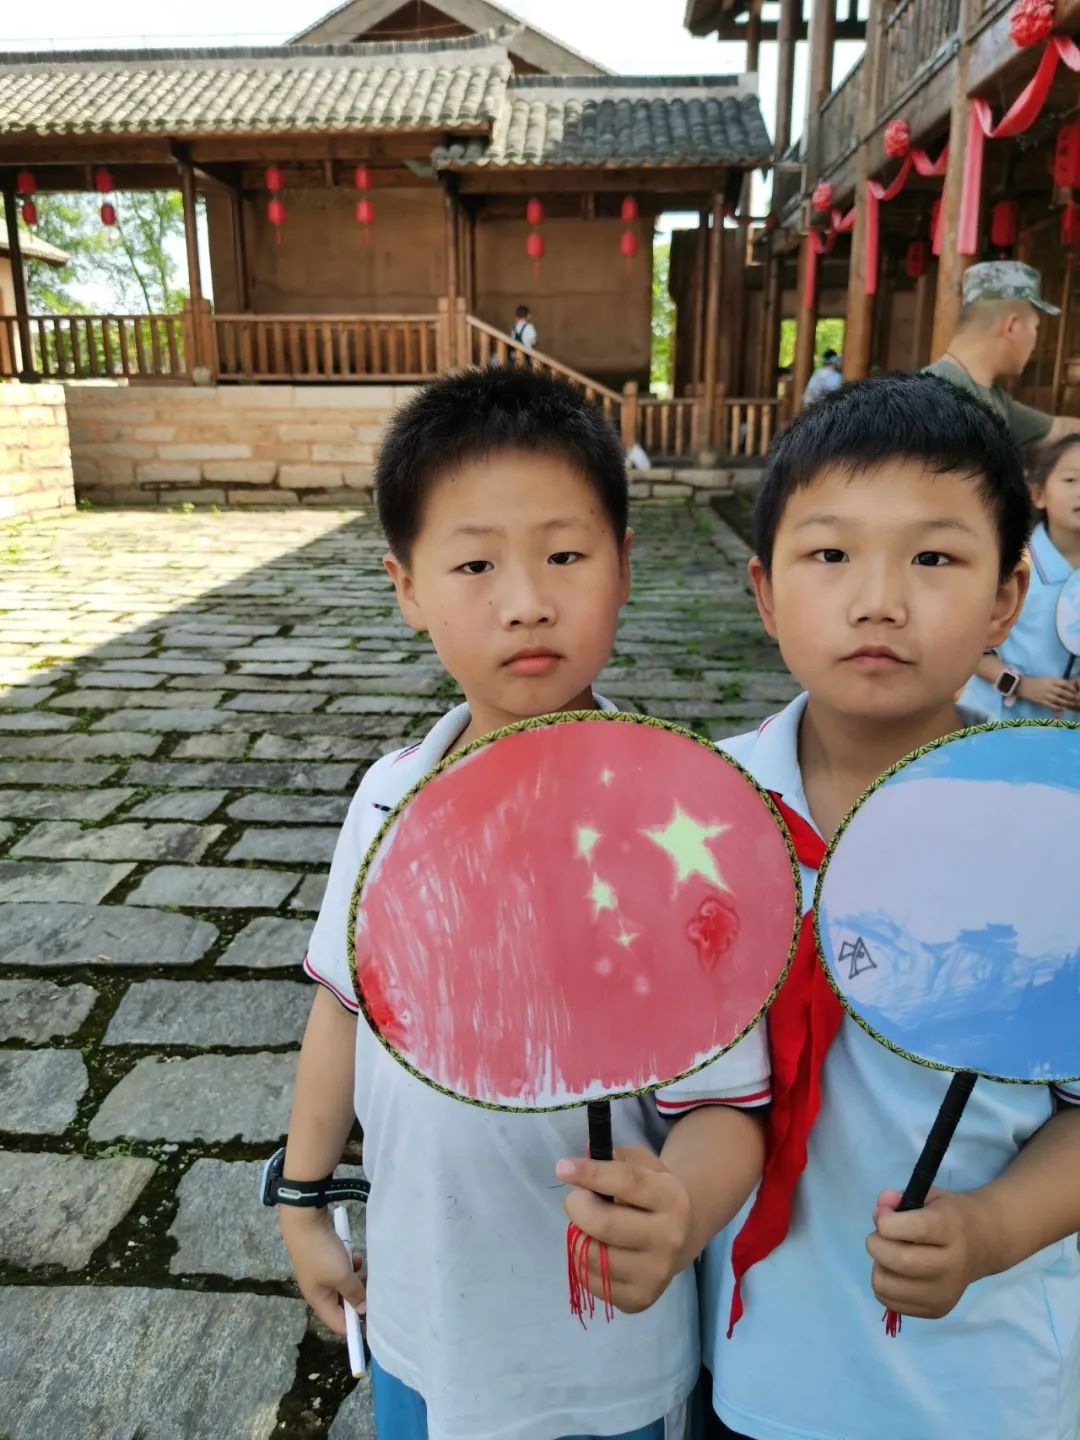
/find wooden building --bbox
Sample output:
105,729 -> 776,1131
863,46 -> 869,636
688,0 -> 1080,414
0,2 -> 783,493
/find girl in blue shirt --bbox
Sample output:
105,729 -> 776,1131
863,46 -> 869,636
962,434 -> 1080,718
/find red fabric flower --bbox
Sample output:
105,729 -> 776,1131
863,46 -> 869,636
686,893 -> 740,972
1009,0 -> 1054,48
884,119 -> 911,158
811,182 -> 834,213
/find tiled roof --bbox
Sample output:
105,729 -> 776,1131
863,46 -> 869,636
433,76 -> 771,169
0,32 -> 512,137
0,233 -> 69,266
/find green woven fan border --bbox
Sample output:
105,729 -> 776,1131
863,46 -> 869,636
346,708 -> 804,1114
812,717 -> 1080,1085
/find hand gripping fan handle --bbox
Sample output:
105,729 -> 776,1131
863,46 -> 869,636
587,1100 -> 614,1163
897,1070 -> 977,1213
1064,655 -> 1076,681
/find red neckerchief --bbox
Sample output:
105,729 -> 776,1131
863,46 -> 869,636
727,793 -> 842,1336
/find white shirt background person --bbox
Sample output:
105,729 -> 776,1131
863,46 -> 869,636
803,349 -> 843,407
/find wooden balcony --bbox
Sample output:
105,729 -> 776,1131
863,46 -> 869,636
818,57 -> 864,180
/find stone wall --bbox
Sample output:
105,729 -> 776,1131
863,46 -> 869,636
65,383 -> 408,506
0,382 -> 75,521
630,466 -> 740,503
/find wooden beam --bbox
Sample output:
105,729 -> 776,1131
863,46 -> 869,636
229,188 -> 251,313
745,0 -> 763,74
698,192 -> 725,460
453,167 -> 726,198
930,28 -> 973,360
804,0 -> 837,169
842,0 -> 887,381
793,234 -> 817,411
176,155 -> 204,369
465,205 -> 477,314
910,263 -> 938,369
1,179 -> 36,381
693,209 -> 709,388
759,248 -> 783,395
443,182 -> 460,365
775,0 -> 798,157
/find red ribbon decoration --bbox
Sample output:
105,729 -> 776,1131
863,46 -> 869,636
959,36 -> 1080,255
866,144 -> 948,295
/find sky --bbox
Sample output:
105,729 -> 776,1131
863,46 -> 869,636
4,1 -> 863,295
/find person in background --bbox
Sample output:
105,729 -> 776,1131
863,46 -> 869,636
802,348 -> 842,407
962,433 -> 1080,718
512,304 -> 537,351
926,261 -> 1080,449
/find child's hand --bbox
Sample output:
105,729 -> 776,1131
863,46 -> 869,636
556,1146 -> 693,1314
865,1187 -> 994,1320
1018,676 -> 1080,711
279,1208 -> 367,1336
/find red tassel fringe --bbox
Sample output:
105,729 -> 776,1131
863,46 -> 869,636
566,1222 -> 614,1327
883,1306 -> 902,1337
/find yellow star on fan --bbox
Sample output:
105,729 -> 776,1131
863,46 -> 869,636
589,875 -> 617,915
644,806 -> 730,889
576,825 -> 601,860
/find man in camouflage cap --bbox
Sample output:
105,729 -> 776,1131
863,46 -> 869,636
925,261 -> 1079,447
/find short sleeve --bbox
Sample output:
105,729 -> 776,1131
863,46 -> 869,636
1053,1082 -> 1080,1107
1002,392 -> 1052,448
302,770 -> 389,1014
653,1023 -> 771,1117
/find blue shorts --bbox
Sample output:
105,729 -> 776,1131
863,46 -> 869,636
369,1354 -> 667,1440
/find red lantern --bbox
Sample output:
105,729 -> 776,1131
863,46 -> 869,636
526,228 -> 544,279
16,170 -> 36,197
355,196 -> 375,246
100,201 -> 117,227
1053,122 -> 1080,189
525,197 -> 544,227
811,182 -> 834,214
265,165 -> 284,193
353,165 -> 372,191
94,167 -> 114,194
884,119 -> 911,159
620,229 -> 639,259
1009,0 -> 1054,47
904,239 -> 929,280
1063,203 -> 1080,247
990,198 -> 1020,248
620,195 -> 639,224
21,199 -> 38,227
267,196 -> 286,244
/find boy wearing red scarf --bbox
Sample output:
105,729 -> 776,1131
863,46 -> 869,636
698,375 -> 1080,1439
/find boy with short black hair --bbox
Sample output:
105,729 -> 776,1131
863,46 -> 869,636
698,372 -> 1080,1440
275,366 -> 771,1440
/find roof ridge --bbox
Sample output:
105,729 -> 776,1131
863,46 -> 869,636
508,74 -> 745,91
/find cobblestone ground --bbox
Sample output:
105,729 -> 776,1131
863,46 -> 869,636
0,504 -> 798,1440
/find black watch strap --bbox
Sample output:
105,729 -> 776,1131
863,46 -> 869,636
260,1146 -> 370,1208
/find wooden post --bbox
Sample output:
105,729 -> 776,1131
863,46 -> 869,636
692,209 -> 709,388
775,0 -> 798,156
760,0 -> 798,400
177,156 -> 204,370
804,0 -> 837,177
2,180 -> 36,381
229,187 -> 250,312
759,252 -> 783,396
465,205 -> 477,315
745,0 -> 763,73
698,191 -> 725,461
1052,254 -> 1075,413
930,15 -> 974,358
620,380 -> 639,451
443,184 -> 460,367
455,296 -> 469,369
793,234 -> 817,411
910,263 -> 938,369
436,297 -> 451,373
842,0 -> 886,380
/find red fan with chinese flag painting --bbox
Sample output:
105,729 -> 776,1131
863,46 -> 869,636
349,711 -> 800,1317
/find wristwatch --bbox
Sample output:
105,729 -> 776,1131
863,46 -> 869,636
994,667 -> 1022,706
260,1146 -> 371,1209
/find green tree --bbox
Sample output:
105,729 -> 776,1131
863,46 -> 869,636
20,190 -> 188,314
779,316 -> 846,370
651,238 -> 674,395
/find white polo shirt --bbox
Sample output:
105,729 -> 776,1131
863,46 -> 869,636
703,693 -> 1080,1440
962,524 -> 1077,721
303,702 -> 771,1440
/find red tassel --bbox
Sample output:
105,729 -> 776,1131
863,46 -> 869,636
566,1222 -> 614,1326
884,1306 -> 902,1337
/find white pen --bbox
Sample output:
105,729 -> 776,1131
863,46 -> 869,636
332,1204 -> 367,1377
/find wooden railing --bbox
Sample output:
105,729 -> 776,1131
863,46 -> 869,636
876,0 -> 961,119
211,313 -> 440,382
463,314 -> 622,424
719,398 -> 781,459
636,396 -> 697,458
817,56 -> 863,178
0,313 -> 187,380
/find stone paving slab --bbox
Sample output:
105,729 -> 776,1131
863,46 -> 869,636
0,788 -> 134,821
228,794 -> 351,825
104,980 -> 310,1047
128,789 -> 229,821
125,759 -> 358,790
0,1151 -> 157,1269
0,1287 -> 307,1439
228,826 -> 340,865
11,820 -> 222,863
218,917 -> 314,970
0,979 -> 97,1041
168,1159 -> 366,1281
89,1053 -> 299,1142
0,1049 -> 88,1133
290,873 -> 330,912
328,1379 -> 377,1440
0,731 -> 163,760
0,902 -> 218,968
0,859 -> 133,903
125,864 -> 300,909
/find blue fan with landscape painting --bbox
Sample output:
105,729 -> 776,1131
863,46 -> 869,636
815,721 -> 1080,1331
